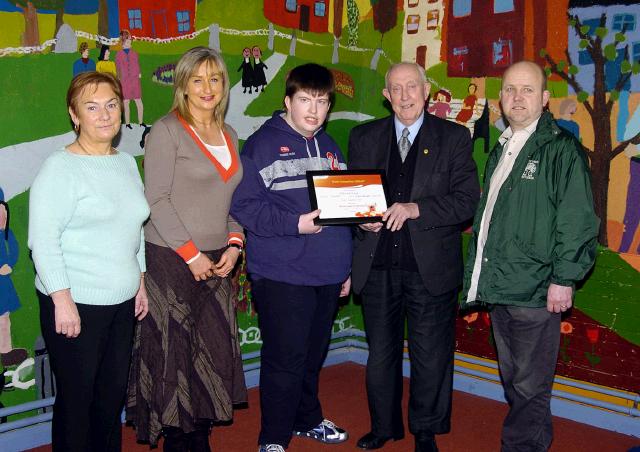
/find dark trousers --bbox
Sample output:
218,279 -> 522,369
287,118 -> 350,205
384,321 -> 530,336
38,291 -> 136,452
490,305 -> 561,452
360,269 -> 456,439
252,278 -> 341,447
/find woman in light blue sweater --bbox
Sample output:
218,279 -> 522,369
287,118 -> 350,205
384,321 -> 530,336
28,72 -> 150,452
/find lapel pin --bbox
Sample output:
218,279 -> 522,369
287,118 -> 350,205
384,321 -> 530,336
423,148 -> 429,155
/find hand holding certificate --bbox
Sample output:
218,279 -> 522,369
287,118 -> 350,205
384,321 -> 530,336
306,170 -> 390,225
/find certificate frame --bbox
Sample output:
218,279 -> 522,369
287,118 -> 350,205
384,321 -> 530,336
306,169 -> 390,225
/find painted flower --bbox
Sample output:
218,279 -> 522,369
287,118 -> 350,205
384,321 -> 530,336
586,327 -> 600,344
463,312 -> 479,324
560,321 -> 573,334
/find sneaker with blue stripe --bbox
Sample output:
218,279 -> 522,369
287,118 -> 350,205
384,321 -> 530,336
293,418 -> 349,444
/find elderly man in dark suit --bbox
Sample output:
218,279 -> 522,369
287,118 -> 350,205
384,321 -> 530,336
349,62 -> 479,452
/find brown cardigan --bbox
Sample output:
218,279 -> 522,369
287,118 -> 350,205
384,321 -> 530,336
143,112 -> 244,261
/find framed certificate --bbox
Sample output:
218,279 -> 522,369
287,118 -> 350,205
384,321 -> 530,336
306,170 -> 390,225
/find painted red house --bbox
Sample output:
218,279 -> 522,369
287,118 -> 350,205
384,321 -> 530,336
264,0 -> 329,33
443,0 -> 566,77
118,0 -> 196,39
444,0 -> 524,77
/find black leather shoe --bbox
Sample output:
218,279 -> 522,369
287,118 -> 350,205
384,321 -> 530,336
357,432 -> 404,450
415,434 -> 438,452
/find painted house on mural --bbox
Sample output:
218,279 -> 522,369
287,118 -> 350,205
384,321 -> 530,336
118,0 -> 196,38
568,0 -> 640,93
403,0 -> 444,69
444,0 -> 568,77
264,0 -> 330,32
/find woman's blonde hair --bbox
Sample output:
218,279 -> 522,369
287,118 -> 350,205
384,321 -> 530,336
172,47 -> 230,128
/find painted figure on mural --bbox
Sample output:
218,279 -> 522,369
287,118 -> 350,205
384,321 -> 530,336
0,188 -> 28,368
252,45 -> 268,93
556,98 -> 580,140
455,83 -> 478,124
115,29 -> 145,128
427,89 -> 452,119
619,106 -> 640,255
238,47 -> 254,94
72,42 -> 96,77
96,45 -> 117,77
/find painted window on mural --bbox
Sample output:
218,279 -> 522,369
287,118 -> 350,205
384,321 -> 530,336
613,14 -> 636,32
285,0 -> 297,13
582,18 -> 600,35
633,42 -> 640,63
408,0 -> 419,6
128,9 -> 142,30
453,0 -> 471,17
407,14 -> 420,34
493,39 -> 512,67
578,50 -> 593,65
177,11 -> 191,33
427,10 -> 439,30
315,1 -> 326,17
452,45 -> 469,72
605,48 -> 630,91
494,0 -> 514,14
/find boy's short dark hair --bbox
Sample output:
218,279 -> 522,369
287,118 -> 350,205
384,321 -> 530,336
285,63 -> 335,103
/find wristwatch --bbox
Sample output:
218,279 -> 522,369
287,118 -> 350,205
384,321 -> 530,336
228,243 -> 243,252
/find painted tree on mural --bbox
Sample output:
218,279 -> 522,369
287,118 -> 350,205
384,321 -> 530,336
542,13 -> 640,246
332,0 -> 344,63
347,0 -> 359,47
98,0 -> 109,38
369,0 -> 396,69
370,0 -> 396,44
14,0 -> 65,45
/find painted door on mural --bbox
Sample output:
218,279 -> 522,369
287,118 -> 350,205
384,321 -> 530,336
151,10 -> 168,39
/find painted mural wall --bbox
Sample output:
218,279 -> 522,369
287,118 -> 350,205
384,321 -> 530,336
0,0 -> 638,422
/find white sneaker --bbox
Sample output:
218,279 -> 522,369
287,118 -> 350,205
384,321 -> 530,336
258,444 -> 285,452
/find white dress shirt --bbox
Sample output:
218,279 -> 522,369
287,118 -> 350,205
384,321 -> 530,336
466,117 -> 540,302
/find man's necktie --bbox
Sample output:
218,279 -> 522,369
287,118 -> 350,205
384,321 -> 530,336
398,127 -> 410,162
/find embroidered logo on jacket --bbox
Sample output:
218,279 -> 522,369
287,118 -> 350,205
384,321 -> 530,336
280,146 -> 290,153
521,160 -> 539,180
326,152 -> 340,170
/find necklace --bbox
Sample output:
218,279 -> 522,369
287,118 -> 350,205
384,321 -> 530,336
75,139 -> 114,156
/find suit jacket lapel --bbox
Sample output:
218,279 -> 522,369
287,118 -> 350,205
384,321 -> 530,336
411,114 -> 440,199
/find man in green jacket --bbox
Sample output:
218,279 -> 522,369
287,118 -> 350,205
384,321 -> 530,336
461,61 -> 599,451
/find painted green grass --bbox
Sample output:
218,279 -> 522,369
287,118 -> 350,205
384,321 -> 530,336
0,50 -> 244,148
244,55 -> 389,120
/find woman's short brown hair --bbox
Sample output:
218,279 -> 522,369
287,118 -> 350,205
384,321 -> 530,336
172,46 -> 230,128
66,72 -> 123,132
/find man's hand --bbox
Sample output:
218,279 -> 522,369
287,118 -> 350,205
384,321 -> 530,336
135,276 -> 149,320
359,222 -> 383,233
382,202 -> 419,232
213,247 -> 241,278
547,283 -> 573,313
188,253 -> 214,281
298,209 -> 323,234
0,264 -> 12,276
340,276 -> 351,297
51,289 -> 81,338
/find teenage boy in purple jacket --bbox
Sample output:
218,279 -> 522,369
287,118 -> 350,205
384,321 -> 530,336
231,63 -> 352,452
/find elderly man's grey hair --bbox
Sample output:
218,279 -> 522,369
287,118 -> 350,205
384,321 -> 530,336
384,62 -> 427,89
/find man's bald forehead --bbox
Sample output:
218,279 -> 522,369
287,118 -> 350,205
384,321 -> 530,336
502,61 -> 547,91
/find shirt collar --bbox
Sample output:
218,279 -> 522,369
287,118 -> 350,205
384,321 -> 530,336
498,116 -> 540,145
394,112 -> 424,144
